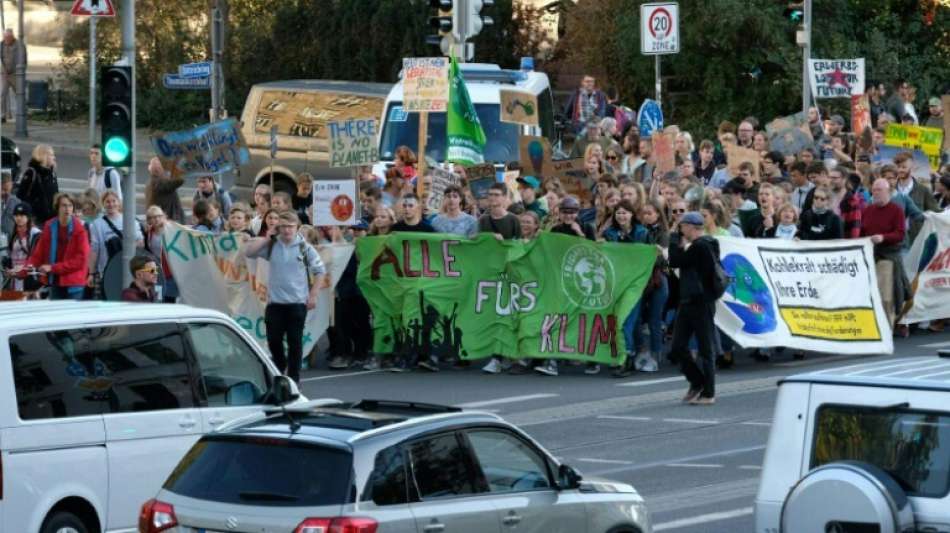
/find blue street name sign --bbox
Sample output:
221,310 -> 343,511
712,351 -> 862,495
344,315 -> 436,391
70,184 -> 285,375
178,62 -> 212,79
163,73 -> 211,90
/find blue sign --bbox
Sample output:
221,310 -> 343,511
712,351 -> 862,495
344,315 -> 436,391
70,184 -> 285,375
178,61 -> 212,79
151,118 -> 249,178
637,99 -> 664,138
163,74 -> 210,90
388,105 -> 408,123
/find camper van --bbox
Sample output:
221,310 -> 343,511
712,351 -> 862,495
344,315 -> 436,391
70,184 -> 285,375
374,63 -> 556,176
238,80 -> 391,196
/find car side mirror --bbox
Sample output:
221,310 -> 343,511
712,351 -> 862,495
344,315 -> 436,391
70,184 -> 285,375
225,381 -> 258,406
266,375 -> 298,405
557,464 -> 582,490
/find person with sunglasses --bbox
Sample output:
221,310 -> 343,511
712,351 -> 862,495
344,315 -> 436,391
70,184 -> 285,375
799,186 -> 844,241
121,254 -> 160,303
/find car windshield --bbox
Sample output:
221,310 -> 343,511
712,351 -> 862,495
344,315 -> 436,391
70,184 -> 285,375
811,404 -> 950,497
378,102 -> 520,164
164,436 -> 352,507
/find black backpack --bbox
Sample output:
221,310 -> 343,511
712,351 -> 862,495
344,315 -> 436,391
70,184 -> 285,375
700,236 -> 730,300
102,216 -> 124,260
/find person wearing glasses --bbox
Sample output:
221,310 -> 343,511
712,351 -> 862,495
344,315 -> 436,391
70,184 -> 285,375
121,255 -> 160,303
799,186 -> 843,241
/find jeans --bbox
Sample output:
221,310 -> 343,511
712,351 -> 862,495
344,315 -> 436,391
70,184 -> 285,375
635,275 -> 669,354
670,300 -> 717,398
265,303 -> 307,383
50,286 -> 84,300
622,301 -> 642,355
330,294 -> 372,362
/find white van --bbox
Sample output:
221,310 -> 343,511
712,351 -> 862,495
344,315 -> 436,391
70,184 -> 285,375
0,301 -> 303,533
375,63 -> 557,174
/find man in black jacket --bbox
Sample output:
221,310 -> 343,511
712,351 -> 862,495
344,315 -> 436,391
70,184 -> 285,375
668,212 -> 720,405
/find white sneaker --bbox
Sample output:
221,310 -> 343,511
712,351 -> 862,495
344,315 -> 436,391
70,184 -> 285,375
633,351 -> 649,371
640,355 -> 659,372
584,363 -> 601,375
482,357 -> 502,374
535,360 -> 559,376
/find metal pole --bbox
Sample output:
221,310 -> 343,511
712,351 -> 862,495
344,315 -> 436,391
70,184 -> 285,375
120,0 -> 136,290
89,16 -> 97,146
654,55 -> 661,106
14,0 -> 26,137
210,5 -> 224,122
801,0 -> 812,116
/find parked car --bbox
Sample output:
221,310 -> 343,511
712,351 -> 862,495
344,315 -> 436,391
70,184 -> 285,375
1,136 -> 20,181
755,352 -> 950,533
0,301 -> 307,533
142,399 -> 653,533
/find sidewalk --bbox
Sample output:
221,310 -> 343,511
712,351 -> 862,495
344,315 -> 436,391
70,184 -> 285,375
6,119 -> 156,159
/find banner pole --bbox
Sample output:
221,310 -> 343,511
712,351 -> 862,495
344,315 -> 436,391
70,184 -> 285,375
417,111 -> 428,198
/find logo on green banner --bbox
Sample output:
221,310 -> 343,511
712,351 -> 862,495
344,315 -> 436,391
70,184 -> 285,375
562,245 -> 615,309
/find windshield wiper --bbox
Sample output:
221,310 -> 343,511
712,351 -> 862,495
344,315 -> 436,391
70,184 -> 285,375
238,491 -> 299,502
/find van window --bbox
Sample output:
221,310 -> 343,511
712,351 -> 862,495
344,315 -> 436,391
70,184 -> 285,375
379,103 -> 519,164
185,323 -> 269,406
11,324 -> 194,420
812,404 -> 950,497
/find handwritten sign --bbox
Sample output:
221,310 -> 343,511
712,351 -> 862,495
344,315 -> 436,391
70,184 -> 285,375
519,136 -> 554,177
547,158 -> 592,202
851,94 -> 871,135
808,58 -> 865,98
426,167 -> 463,212
403,57 -> 449,113
313,179 -> 358,226
500,90 -> 539,126
943,95 -> 950,152
151,118 -> 249,179
465,163 -> 497,199
885,123 -> 944,170
725,144 -> 761,182
652,132 -> 676,174
328,118 -> 379,168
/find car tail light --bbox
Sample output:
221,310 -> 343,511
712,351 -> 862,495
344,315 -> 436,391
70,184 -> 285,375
294,517 -> 379,533
138,498 -> 178,533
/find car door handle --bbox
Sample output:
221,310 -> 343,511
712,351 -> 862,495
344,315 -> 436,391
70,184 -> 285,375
208,415 -> 225,427
502,513 -> 522,526
422,521 -> 445,533
178,417 -> 197,429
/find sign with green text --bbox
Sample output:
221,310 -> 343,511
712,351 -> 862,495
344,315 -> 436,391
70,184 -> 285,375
357,233 -> 656,365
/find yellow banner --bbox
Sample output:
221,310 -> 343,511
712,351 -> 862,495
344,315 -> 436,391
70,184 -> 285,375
780,308 -> 881,341
884,123 -> 944,170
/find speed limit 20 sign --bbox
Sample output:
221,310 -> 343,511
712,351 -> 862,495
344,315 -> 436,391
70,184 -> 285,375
640,2 -> 679,55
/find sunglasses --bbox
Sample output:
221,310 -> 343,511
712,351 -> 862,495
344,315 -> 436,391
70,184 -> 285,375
672,209 -> 686,214
606,155 -> 619,161
814,196 -> 828,200
137,267 -> 158,274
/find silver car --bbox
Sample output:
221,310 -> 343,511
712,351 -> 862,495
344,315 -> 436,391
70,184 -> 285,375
140,399 -> 652,533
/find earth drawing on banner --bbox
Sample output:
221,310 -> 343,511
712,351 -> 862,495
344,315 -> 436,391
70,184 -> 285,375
722,254 -> 777,334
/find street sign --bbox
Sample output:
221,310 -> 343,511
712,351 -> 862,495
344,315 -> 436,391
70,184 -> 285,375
637,99 -> 664,138
640,2 -> 679,55
163,74 -> 210,90
71,0 -> 116,17
178,62 -> 212,79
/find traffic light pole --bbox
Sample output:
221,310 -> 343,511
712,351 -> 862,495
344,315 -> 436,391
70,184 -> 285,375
801,0 -> 812,117
89,16 -> 97,146
120,0 -> 136,290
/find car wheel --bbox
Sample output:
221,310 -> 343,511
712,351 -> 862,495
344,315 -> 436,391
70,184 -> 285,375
41,512 -> 90,533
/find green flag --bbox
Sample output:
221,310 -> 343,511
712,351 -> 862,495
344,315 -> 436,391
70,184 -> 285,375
446,56 -> 487,165
357,233 -> 656,365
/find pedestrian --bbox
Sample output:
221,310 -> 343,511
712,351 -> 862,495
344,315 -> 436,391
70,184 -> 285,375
392,192 -> 435,233
120,254 -> 160,303
764,203 -> 800,239
519,210 -> 541,240
369,205 -> 396,236
145,157 -> 185,224
256,208 -> 281,237
20,193 -> 90,300
381,167 -> 406,208
193,175 -> 232,227
563,74 -> 607,135
478,183 -> 521,241
862,178 -> 909,332
668,211 -> 720,405
226,205 -> 254,236
799,186 -> 844,240
88,190 -> 143,295
249,183 -> 272,234
78,188 -> 101,225
1,170 -> 22,237
1,29 -> 26,123
292,173 -> 314,225
431,185 -> 477,237
604,199 -> 649,377
244,211 -> 326,383
271,191 -> 293,214
924,96 -> 944,129
548,196 -> 596,240
2,203 -> 41,292
359,183 -> 381,225
18,144 -> 59,225
191,199 -> 221,234
329,221 -> 374,371
86,145 -> 123,202
143,205 -> 178,303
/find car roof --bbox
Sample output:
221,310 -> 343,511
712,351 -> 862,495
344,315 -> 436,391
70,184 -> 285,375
0,301 -> 233,332
250,79 -> 392,97
219,400 -> 504,447
781,355 -> 950,392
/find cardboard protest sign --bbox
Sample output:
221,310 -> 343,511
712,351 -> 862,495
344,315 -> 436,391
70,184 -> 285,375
765,111 -> 807,135
943,95 -> 950,151
313,179 -> 358,225
402,57 -> 449,113
884,123 -> 944,170
152,118 -> 249,179
500,90 -> 539,126
652,132 -> 676,174
519,136 -> 554,177
769,127 -> 814,157
466,163 -> 497,199
503,170 -> 522,204
851,94 -> 871,135
328,118 -> 379,168
425,167 -> 463,212
808,58 -> 865,98
724,143 -> 761,181
548,159 -> 593,202
874,146 -> 931,180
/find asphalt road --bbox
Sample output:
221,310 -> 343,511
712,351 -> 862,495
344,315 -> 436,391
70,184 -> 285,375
297,332 -> 950,532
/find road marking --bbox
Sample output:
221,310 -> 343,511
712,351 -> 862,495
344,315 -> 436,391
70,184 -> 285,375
653,507 -> 754,531
301,370 -> 384,382
920,340 -> 950,348
456,393 -> 559,408
577,457 -> 634,465
665,463 -> 723,468
596,415 -> 653,421
615,376 -> 684,387
663,418 -> 719,424
741,421 -> 772,427
589,445 -> 767,476
739,465 -> 763,470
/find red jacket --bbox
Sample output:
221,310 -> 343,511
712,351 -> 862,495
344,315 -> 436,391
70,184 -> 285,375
27,216 -> 90,287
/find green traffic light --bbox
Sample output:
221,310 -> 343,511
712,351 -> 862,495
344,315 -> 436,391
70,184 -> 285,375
790,10 -> 803,21
104,136 -> 130,164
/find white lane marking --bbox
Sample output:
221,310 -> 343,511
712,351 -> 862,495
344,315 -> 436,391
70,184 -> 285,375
456,393 -> 559,408
577,457 -> 634,465
616,376 -> 684,387
665,463 -> 723,468
884,361 -> 950,376
596,415 -> 652,421
663,418 -> 719,424
915,369 -> 950,379
920,340 -> 950,348
845,360 -> 939,376
653,507 -> 754,531
301,370 -> 384,382
809,357 -> 904,374
741,421 -> 773,426
739,465 -> 763,470
589,445 -> 767,475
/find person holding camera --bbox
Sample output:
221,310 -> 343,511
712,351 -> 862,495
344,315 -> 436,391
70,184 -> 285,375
2,203 -> 41,291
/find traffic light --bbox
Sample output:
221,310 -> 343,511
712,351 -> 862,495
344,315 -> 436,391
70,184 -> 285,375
427,0 -> 454,54
462,0 -> 493,40
783,2 -> 804,22
101,65 -> 132,167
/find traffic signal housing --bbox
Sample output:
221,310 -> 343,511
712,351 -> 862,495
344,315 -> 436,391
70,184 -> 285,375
462,0 -> 494,40
428,0 -> 454,54
101,65 -> 132,167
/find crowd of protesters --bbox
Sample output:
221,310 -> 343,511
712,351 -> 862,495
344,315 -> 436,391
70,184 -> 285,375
0,75 -> 947,401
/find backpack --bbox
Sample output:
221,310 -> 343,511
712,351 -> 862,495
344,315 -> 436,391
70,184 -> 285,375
703,238 -> 730,300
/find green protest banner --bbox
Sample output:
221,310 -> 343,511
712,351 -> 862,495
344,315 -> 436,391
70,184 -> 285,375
357,233 -> 656,365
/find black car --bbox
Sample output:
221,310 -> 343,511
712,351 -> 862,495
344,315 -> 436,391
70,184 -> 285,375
1,136 -> 21,181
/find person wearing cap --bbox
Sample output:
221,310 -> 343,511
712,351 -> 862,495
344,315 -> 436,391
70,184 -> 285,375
667,211 -> 721,405
431,185 -> 477,238
515,176 -> 547,218
2,202 -> 41,291
120,254 -> 160,303
245,211 -> 327,383
1,170 -> 22,238
924,96 -> 944,129
549,195 -> 596,240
